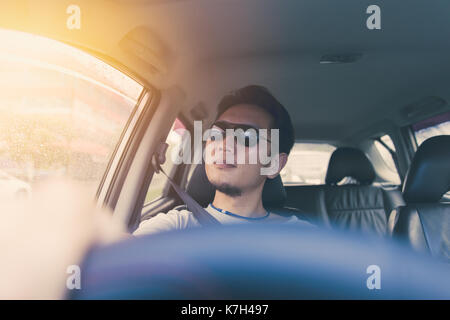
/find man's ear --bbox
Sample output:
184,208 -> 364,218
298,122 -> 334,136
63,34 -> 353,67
266,153 -> 288,179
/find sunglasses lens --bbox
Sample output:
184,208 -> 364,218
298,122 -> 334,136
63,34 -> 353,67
207,127 -> 224,142
209,122 -> 262,147
241,130 -> 258,147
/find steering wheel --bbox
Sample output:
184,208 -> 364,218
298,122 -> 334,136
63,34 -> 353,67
70,225 -> 450,299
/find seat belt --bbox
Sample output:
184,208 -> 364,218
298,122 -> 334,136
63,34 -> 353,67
157,166 -> 221,227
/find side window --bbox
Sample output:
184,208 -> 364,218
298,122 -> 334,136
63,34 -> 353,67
373,135 -> 401,185
144,118 -> 189,204
280,143 -> 335,185
0,29 -> 143,198
412,111 -> 450,146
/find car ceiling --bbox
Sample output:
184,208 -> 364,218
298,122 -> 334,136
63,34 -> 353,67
1,0 -> 450,143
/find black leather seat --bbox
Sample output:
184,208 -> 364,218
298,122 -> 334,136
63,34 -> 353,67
323,147 -> 404,236
186,164 -> 313,223
286,147 -> 404,236
389,135 -> 450,260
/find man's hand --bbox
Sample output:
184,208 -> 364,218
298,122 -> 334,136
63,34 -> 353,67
0,180 -> 125,299
151,141 -> 169,173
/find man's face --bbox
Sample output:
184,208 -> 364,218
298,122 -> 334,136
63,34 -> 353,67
204,104 -> 274,196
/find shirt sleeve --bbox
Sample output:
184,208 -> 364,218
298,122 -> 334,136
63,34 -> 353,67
133,209 -> 201,236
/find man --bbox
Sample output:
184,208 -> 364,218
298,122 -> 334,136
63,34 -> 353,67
134,85 -> 309,236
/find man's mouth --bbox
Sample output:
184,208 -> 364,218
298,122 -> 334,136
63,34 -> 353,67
213,162 -> 237,169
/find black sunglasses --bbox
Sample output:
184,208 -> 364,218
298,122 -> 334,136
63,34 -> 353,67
207,120 -> 271,147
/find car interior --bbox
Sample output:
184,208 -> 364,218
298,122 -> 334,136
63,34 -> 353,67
0,0 -> 449,298
95,0 -> 448,259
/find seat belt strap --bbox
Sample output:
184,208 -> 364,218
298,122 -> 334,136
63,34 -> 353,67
158,166 -> 221,227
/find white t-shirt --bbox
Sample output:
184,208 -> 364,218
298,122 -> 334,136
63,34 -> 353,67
133,204 -> 311,236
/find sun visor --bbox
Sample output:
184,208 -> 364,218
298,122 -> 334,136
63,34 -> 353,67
119,26 -> 170,75
392,96 -> 448,126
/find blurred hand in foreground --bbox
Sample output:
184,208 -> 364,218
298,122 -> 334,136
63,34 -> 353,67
0,180 -> 126,299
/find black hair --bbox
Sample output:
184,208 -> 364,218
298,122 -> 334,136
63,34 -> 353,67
216,85 -> 295,154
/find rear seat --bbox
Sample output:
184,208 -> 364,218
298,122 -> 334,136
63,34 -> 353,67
285,147 -> 404,236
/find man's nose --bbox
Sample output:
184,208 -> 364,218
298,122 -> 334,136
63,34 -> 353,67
216,135 -> 234,151
218,134 -> 236,152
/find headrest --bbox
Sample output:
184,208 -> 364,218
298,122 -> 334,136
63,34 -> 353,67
186,164 -> 286,208
402,135 -> 450,203
325,147 -> 376,185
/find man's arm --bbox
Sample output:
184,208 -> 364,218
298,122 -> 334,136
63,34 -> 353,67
133,209 -> 201,236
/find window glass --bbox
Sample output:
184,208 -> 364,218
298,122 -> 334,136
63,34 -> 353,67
373,135 -> 401,184
412,111 -> 450,146
144,118 -> 189,204
0,29 -> 143,199
374,135 -> 397,173
280,143 -> 336,185
380,134 -> 396,151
